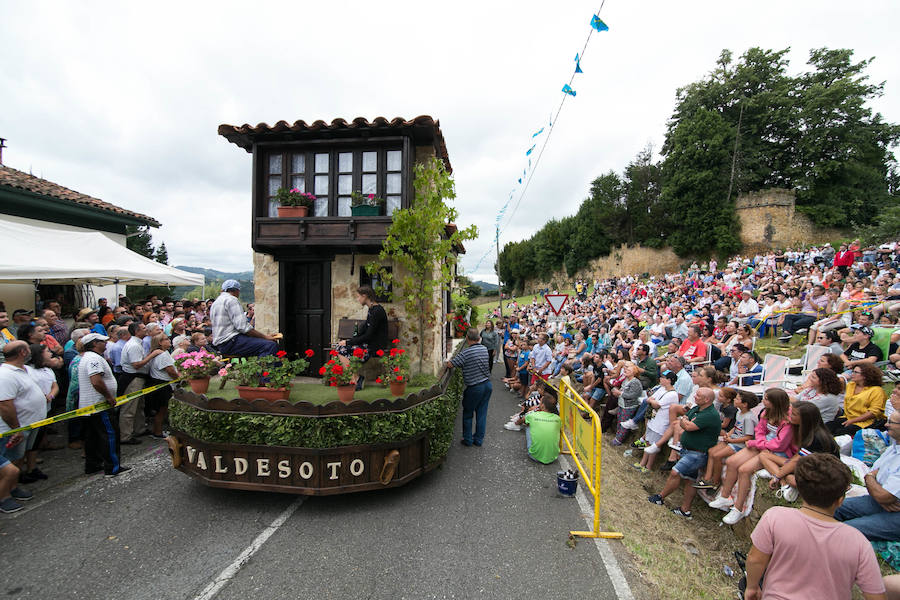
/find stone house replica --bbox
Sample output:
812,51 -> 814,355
218,116 -> 460,375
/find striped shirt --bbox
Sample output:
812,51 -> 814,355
450,343 -> 491,387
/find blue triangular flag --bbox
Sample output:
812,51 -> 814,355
518,178 -> 522,184
562,84 -> 576,96
574,53 -> 580,62
575,61 -> 583,74
532,127 -> 544,138
526,144 -> 535,156
590,15 -> 608,31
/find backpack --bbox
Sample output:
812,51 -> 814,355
851,429 -> 890,466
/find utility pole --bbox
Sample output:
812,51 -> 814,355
0,138 -> 6,165
495,224 -> 503,318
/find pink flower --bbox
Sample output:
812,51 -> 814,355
218,368 -> 228,377
290,187 -> 300,193
367,194 -> 374,200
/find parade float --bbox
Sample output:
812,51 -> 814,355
166,115 -> 476,495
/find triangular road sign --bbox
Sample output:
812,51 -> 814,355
544,294 -> 569,316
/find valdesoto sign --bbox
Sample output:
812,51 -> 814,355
168,431 -> 434,495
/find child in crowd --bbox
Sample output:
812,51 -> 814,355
693,389 -> 759,490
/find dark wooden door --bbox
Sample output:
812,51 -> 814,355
282,260 -> 331,373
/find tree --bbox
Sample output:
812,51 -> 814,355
367,157 -> 478,374
155,242 -> 169,265
126,225 -> 154,258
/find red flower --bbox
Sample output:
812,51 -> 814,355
395,375 -> 403,381
329,349 -> 338,356
333,365 -> 344,375
375,377 -> 383,384
318,366 -> 326,375
262,371 -> 269,377
391,338 -> 399,345
327,359 -> 335,366
389,348 -> 398,357
276,350 -> 287,358
305,349 -> 314,358
352,348 -> 365,358
393,367 -> 400,372
376,349 -> 384,357
398,349 -> 405,354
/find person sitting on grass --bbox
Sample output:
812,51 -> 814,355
710,388 -> 796,525
647,388 -> 722,519
835,409 -> 900,542
693,389 -> 759,491
633,370 -> 679,473
744,453 -> 886,600
511,392 -> 561,464
827,364 -> 886,436
757,400 -> 840,503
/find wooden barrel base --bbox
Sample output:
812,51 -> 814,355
168,430 -> 442,496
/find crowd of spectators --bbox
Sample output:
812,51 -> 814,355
0,292 -> 254,514
481,238 -> 900,598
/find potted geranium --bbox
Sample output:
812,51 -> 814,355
173,348 -> 221,394
225,350 -> 312,401
319,347 -> 365,403
376,339 -> 409,396
275,187 -> 316,218
350,190 -> 385,216
450,314 -> 469,338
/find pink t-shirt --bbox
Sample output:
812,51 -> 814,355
750,507 -> 884,599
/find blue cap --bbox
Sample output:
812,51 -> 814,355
222,279 -> 241,291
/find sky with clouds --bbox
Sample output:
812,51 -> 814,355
2,1 -> 898,282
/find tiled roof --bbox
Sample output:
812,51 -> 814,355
0,165 -> 160,227
218,115 -> 452,173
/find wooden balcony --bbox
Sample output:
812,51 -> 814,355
253,216 -> 392,252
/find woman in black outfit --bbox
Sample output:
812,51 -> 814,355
337,285 -> 389,389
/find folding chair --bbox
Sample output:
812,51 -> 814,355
785,345 -> 829,386
734,354 -> 790,398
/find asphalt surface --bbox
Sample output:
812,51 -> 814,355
1,370 -> 622,600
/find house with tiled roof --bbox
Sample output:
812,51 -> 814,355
0,163 -> 161,314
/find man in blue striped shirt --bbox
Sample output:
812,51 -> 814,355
447,328 -> 492,447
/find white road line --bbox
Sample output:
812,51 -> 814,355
193,496 -> 305,600
559,455 -> 634,600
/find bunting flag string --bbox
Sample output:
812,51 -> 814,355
467,2 -> 610,276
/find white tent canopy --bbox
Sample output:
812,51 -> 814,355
0,219 -> 205,287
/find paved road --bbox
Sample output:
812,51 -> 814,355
1,371 -> 623,600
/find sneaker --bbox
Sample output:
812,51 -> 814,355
623,449 -> 634,457
795,328 -> 808,335
692,479 -> 717,490
659,460 -> 676,472
28,468 -> 48,480
503,421 -> 522,431
776,484 -> 799,503
647,494 -> 664,505
632,462 -> 649,474
0,498 -> 23,513
621,419 -> 639,430
778,334 -> 793,342
104,465 -> 133,478
667,440 -> 683,452
643,443 -> 660,455
460,439 -> 472,447
632,438 -> 649,449
150,432 -> 168,440
708,495 -> 735,510
18,471 -> 39,484
607,407 -> 619,416
10,487 -> 33,501
671,508 -> 692,519
723,506 -> 746,525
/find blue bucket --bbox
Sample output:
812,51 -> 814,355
557,472 -> 578,497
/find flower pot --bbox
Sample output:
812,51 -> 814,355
277,205 -> 309,218
389,380 -> 407,397
351,205 -> 380,216
188,377 -> 211,394
336,384 -> 356,404
237,386 -> 290,402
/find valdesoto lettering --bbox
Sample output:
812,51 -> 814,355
184,445 -> 366,480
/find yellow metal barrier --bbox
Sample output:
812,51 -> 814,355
553,377 -> 623,540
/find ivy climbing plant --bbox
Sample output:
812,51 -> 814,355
367,157 -> 477,373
